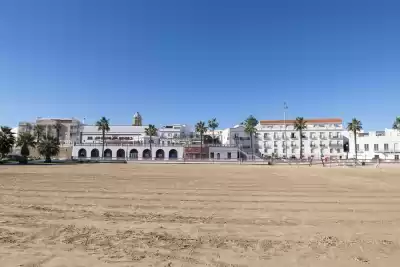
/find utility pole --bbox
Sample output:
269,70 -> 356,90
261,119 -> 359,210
284,102 -> 288,159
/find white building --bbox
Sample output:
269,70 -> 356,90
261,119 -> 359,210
18,117 -> 82,146
348,129 -> 400,160
74,124 -> 184,160
257,118 -> 345,159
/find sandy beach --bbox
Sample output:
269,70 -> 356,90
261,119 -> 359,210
1,164 -> 400,266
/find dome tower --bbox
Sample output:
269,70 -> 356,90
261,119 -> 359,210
132,112 -> 142,126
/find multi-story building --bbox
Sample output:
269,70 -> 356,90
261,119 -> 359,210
257,118 -> 345,159
18,117 -> 82,146
348,129 -> 400,160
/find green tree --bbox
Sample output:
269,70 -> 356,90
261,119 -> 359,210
17,132 -> 36,160
145,124 -> 158,158
243,115 -> 258,160
195,121 -> 208,159
95,117 -> 110,158
393,116 -> 400,130
347,118 -> 362,160
294,117 -> 307,159
207,118 -> 219,145
33,124 -> 45,142
37,135 -> 60,163
0,126 -> 16,159
53,120 -> 63,143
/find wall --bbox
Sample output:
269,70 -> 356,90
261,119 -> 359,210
72,144 -> 184,160
209,146 -> 238,160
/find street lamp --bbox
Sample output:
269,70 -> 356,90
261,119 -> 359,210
284,102 -> 288,159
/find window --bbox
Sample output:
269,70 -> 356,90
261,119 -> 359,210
274,141 -> 278,147
356,144 -> 359,151
384,144 -> 389,151
337,149 -> 341,153
330,148 -> 333,153
395,155 -> 399,161
374,144 -> 379,151
210,152 -> 214,159
291,133 -> 296,138
87,136 -> 93,140
364,144 -> 369,151
227,152 -> 231,159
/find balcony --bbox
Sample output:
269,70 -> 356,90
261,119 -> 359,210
274,135 -> 281,140
310,144 -> 318,148
301,135 -> 308,140
320,144 -> 327,148
291,136 -> 298,140
310,136 -> 318,140
329,135 -> 342,140
320,136 -> 328,140
264,135 -> 272,140
329,142 -> 342,148
291,144 -> 298,148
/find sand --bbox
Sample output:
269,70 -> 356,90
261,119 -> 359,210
1,164 -> 400,267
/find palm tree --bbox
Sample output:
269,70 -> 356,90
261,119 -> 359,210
53,120 -> 63,143
37,135 -> 60,163
145,124 -> 158,158
195,121 -> 208,159
294,117 -> 307,159
17,132 -> 36,160
393,117 -> 400,130
208,118 -> 219,145
95,117 -> 110,159
347,118 -> 362,160
243,115 -> 258,160
0,126 -> 16,159
33,124 -> 45,142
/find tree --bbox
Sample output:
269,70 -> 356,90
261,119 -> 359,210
207,118 -> 219,145
145,124 -> 158,158
243,115 -> 258,160
195,121 -> 208,159
37,135 -> 60,163
393,117 -> 400,130
33,124 -> 45,142
53,120 -> 63,143
17,132 -> 36,160
294,117 -> 307,159
0,126 -> 16,158
95,117 -> 110,158
347,118 -> 362,160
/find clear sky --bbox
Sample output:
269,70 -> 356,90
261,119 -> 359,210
1,0 -> 399,130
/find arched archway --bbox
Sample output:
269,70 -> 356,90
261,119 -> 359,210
143,149 -> 151,159
156,149 -> 165,160
78,149 -> 87,158
217,153 -> 220,160
104,149 -> 112,159
91,149 -> 99,158
129,149 -> 138,159
169,149 -> 178,159
117,149 -> 125,159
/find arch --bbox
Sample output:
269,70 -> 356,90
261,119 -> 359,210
143,149 -> 151,159
78,148 -> 87,158
129,149 -> 138,159
104,149 -> 112,159
156,149 -> 165,160
91,149 -> 99,158
117,149 -> 125,159
169,149 -> 178,159
217,153 -> 220,160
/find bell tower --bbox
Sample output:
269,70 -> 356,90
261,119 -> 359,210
132,112 -> 142,126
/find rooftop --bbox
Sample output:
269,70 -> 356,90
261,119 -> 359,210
260,118 -> 343,125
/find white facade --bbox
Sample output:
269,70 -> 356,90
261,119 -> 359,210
257,118 -> 345,159
348,129 -> 400,160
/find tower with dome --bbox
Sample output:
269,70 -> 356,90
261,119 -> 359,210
132,112 -> 142,126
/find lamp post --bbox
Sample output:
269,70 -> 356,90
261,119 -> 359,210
284,102 -> 288,159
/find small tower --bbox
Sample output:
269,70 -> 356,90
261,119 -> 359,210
132,112 -> 142,126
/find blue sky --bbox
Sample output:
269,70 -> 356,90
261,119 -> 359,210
1,0 -> 399,130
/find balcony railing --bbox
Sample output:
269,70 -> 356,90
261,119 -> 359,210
310,144 -> 318,148
320,136 -> 328,140
291,144 -> 298,148
274,136 -> 281,140
310,136 -> 318,140
329,142 -> 342,147
329,135 -> 342,140
264,135 -> 272,140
